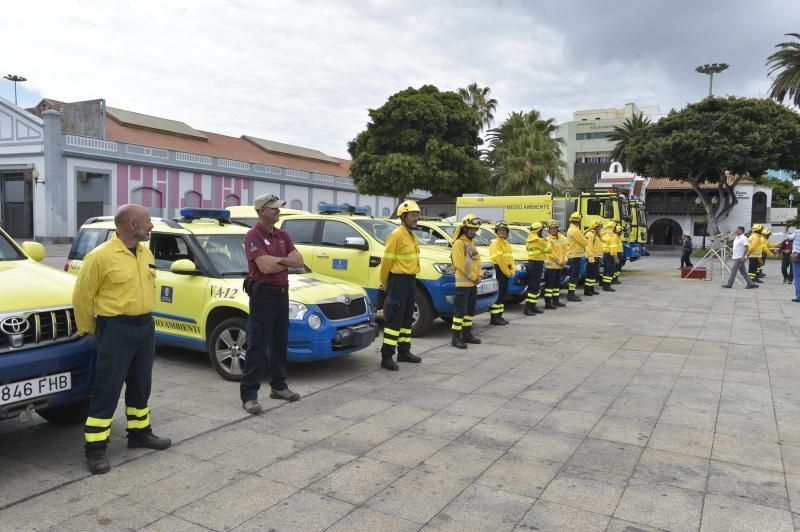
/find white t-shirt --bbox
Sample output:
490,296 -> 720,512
732,234 -> 749,259
793,232 -> 800,254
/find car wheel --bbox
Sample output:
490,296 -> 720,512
208,317 -> 248,381
37,399 -> 89,425
411,287 -> 434,337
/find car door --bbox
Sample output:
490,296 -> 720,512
314,219 -> 370,286
279,218 -> 320,271
149,232 -> 209,341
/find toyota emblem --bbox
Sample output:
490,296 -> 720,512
1,316 -> 29,335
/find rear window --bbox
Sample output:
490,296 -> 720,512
0,230 -> 24,260
69,229 -> 112,260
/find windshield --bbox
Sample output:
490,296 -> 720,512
194,234 -> 250,275
69,228 -> 112,260
230,217 -> 257,228
505,229 -> 527,245
353,219 -> 397,245
618,198 -> 629,220
638,207 -> 647,226
473,228 -> 494,246
0,230 -> 24,260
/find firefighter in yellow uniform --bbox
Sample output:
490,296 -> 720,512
748,224 -> 764,283
544,219 -> 567,309
759,228 -> 773,279
601,222 -> 617,292
379,200 -> 422,371
489,221 -> 514,326
612,224 -> 624,284
524,221 -> 551,315
451,214 -> 483,348
565,212 -> 587,302
583,221 -> 603,296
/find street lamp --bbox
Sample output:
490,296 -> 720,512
3,74 -> 27,105
790,193 -> 795,209
695,63 -> 729,98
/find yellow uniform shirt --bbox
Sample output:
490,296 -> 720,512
73,233 -> 156,335
489,237 -> 515,278
452,235 -> 482,287
526,233 -> 552,261
584,230 -> 602,263
545,233 -> 567,270
747,233 -> 762,258
566,223 -> 588,259
380,225 -> 420,287
612,232 -> 624,254
601,230 -> 614,254
761,236 -> 773,256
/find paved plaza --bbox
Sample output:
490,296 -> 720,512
2,252 -> 800,531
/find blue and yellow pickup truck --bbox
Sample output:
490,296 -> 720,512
67,209 -> 377,381
0,226 -> 95,424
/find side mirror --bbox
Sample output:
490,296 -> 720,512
21,241 -> 45,262
434,239 -> 450,247
344,236 -> 368,250
170,259 -> 199,275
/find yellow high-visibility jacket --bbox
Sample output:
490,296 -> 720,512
545,233 -> 567,270
452,235 -> 482,287
747,233 -> 762,258
489,237 -> 515,279
611,232 -> 623,254
761,236 -> 774,257
526,232 -> 552,261
584,230 -> 603,263
380,225 -> 420,287
566,223 -> 588,259
601,230 -> 614,254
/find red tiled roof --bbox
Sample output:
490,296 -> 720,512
647,176 -> 754,190
105,117 -> 351,177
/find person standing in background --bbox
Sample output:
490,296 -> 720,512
680,235 -> 693,268
722,226 -> 758,289
792,230 -> 800,302
779,233 -> 795,283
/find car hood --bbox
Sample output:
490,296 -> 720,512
210,273 -> 367,306
0,260 -> 77,313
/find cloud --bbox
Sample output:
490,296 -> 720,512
3,0 -> 796,158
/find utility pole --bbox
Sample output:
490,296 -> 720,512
3,74 -> 27,105
695,63 -> 729,97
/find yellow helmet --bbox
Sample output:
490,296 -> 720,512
396,200 -> 420,217
614,225 -> 623,233
605,221 -> 617,230
530,221 -> 544,232
569,212 -> 582,222
586,220 -> 600,231
752,224 -> 763,233
460,214 -> 482,229
548,219 -> 559,229
494,221 -> 510,234
763,228 -> 772,237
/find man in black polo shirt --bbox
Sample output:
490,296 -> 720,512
240,194 -> 305,414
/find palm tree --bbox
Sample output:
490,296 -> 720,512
767,33 -> 800,107
458,83 -> 498,131
486,110 -> 566,195
608,113 -> 651,168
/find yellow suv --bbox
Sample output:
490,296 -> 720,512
67,209 -> 376,381
278,210 -> 499,336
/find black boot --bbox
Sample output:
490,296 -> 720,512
544,299 -> 556,310
490,314 -> 505,325
398,352 -> 422,363
583,287 -> 593,296
532,304 -> 543,313
593,286 -> 601,295
128,432 -> 172,450
381,356 -> 399,370
612,277 -> 621,285
603,284 -> 616,292
451,331 -> 467,349
86,453 -> 110,475
553,295 -> 566,307
498,314 -> 509,325
567,292 -> 582,302
462,327 -> 481,344
524,302 -> 536,316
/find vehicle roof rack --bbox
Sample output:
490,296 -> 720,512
177,208 -> 233,226
83,215 -> 182,229
318,202 -> 372,216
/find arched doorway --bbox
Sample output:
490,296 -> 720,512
649,218 -> 683,246
751,192 -> 767,224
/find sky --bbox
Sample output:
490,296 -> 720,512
3,0 -> 797,159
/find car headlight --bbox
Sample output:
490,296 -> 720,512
288,301 -> 308,320
308,314 -> 322,330
515,261 -> 527,272
433,263 -> 455,275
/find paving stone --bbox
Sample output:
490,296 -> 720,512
307,456 -> 407,504
648,422 -> 715,458
633,448 -> 710,492
331,398 -> 396,420
365,430 -> 450,467
365,469 -> 471,524
510,428 -> 585,463
326,507 -> 421,532
84,449 -> 201,497
141,515 -> 210,531
210,432 -> 307,473
537,408 -> 603,436
419,441 -> 505,481
362,403 -> 436,432
658,405 -> 718,432
488,398 -> 553,428
0,454 -> 69,507
786,473 -> 800,515
176,474 -> 296,530
258,446 -> 356,488
458,419 -> 528,449
409,411 -> 483,440
475,450 -> 564,498
318,420 -> 398,455
712,432 -> 784,472
444,393 -> 509,418
276,414 -> 355,444
614,479 -> 703,532
428,484 -> 534,531
540,464 -> 628,515
708,460 -> 789,510
604,517 -> 661,532
56,496 -> 166,531
235,489 -> 353,531
516,499 -> 611,531
700,493 -> 794,532
568,438 -> 644,476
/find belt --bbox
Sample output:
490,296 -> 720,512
97,314 -> 152,325
389,273 -> 415,278
252,283 -> 289,295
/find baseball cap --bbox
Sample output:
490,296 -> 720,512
254,193 -> 286,210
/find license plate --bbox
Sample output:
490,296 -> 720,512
0,372 -> 72,406
478,279 -> 499,295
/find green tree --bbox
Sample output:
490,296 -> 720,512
757,176 -> 798,207
486,110 -> 566,195
457,82 -> 498,131
567,170 -> 597,195
608,113 -> 651,168
767,33 -> 800,108
348,85 -> 488,207
626,96 -> 800,235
